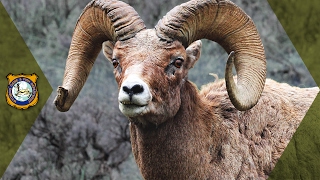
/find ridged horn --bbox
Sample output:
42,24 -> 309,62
155,0 -> 266,111
54,0 -> 146,112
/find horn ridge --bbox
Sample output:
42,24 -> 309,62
54,0 -> 145,112
155,0 -> 266,111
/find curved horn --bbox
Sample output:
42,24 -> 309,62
155,0 -> 266,111
54,0 -> 145,112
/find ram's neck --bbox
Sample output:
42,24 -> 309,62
129,81 -> 214,179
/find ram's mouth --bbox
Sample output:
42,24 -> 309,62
119,100 -> 149,118
120,101 -> 146,107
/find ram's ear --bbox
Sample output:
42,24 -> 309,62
185,40 -> 202,69
102,41 -> 114,62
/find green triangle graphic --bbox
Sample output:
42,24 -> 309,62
267,0 -> 320,179
0,2 -> 52,177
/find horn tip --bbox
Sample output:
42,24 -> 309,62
54,86 -> 70,112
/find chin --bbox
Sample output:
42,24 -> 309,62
119,103 -> 148,118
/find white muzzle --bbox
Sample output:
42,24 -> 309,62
118,75 -> 152,117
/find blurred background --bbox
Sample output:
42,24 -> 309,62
1,0 -> 316,179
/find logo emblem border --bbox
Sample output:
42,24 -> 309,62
6,73 -> 39,110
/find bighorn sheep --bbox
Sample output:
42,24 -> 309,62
54,0 -> 319,179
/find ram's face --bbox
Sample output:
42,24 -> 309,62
103,29 -> 201,125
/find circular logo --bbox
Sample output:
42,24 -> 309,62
11,79 -> 35,105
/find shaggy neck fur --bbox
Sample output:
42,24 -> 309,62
129,81 -> 218,179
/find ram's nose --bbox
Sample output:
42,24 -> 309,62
118,75 -> 152,106
122,84 -> 144,101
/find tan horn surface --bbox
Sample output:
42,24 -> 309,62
54,0 -> 145,112
155,0 -> 266,111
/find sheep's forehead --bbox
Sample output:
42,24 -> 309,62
114,29 -> 186,64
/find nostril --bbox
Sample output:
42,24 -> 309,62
122,84 -> 144,95
123,86 -> 131,94
132,84 -> 144,94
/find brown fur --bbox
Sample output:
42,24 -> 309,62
56,1 -> 319,179
130,78 -> 318,179
100,30 -> 319,179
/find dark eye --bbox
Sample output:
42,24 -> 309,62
173,58 -> 183,68
112,59 -> 119,68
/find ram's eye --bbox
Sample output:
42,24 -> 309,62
112,59 -> 119,68
174,58 -> 183,68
